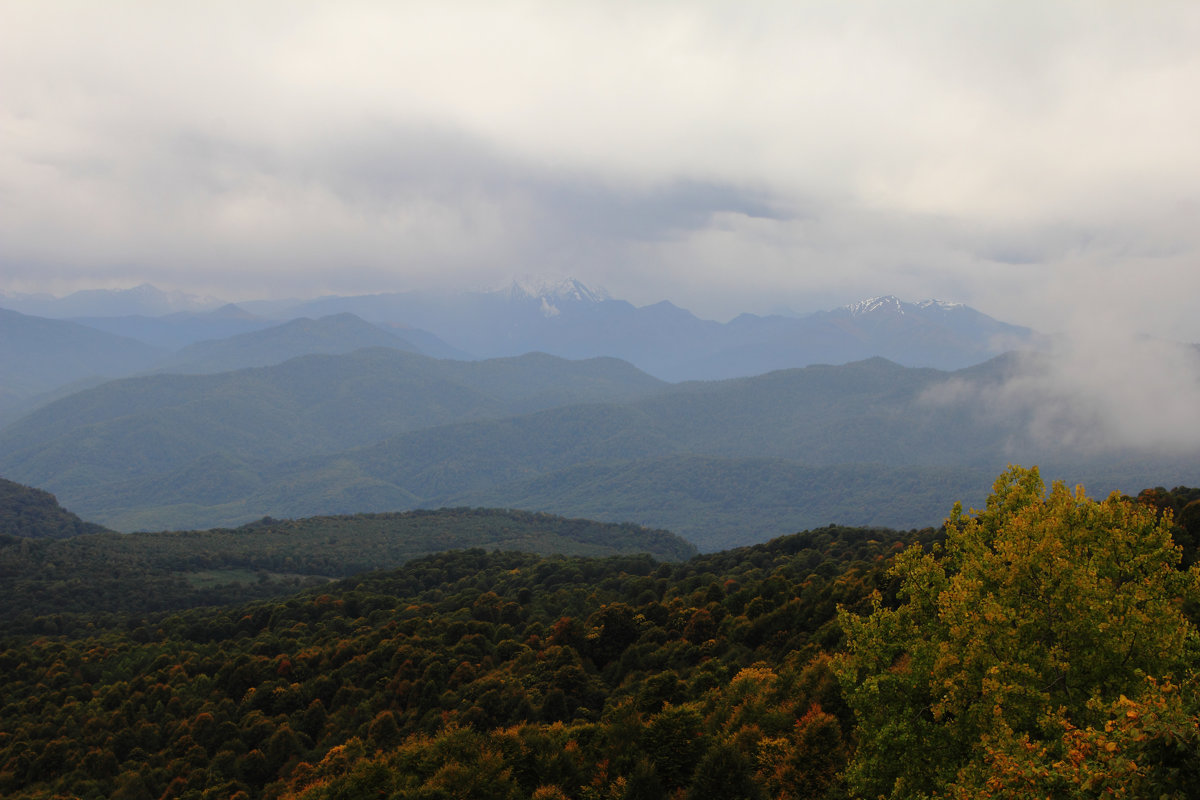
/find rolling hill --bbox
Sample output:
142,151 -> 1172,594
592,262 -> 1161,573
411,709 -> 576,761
0,506 -> 695,630
0,348 -> 668,498
0,307 -> 166,420
6,346 -> 1194,548
152,313 -> 427,374
440,456 -> 997,551
0,477 -> 111,539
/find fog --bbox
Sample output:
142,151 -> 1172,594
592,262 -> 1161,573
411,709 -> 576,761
927,333 -> 1200,457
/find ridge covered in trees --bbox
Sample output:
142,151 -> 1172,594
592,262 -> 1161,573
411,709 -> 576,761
0,477 -> 111,539
0,507 -> 695,634
7,347 -> 1198,548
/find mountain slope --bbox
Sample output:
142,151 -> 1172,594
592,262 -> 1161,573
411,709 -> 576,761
274,283 -> 1034,380
0,348 -> 668,497
38,351 -> 1197,544
68,303 -> 276,350
0,307 -> 166,416
0,507 -> 696,630
0,477 -> 111,539
153,313 -> 426,374
441,456 -> 996,551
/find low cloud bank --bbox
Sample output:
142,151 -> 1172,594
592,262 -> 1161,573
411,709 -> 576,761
927,333 -> 1200,456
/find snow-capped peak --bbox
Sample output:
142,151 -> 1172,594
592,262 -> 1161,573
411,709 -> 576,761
844,296 -> 968,317
846,296 -> 904,316
915,299 -> 964,311
498,276 -> 610,304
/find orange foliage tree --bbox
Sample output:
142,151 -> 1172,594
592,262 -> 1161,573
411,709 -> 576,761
837,466 -> 1200,799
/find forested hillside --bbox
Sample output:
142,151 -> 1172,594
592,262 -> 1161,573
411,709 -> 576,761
150,313 -> 428,374
0,470 -> 1196,799
6,348 -> 1197,550
0,477 -> 110,539
446,457 -> 998,551
0,349 -> 666,523
0,307 -> 164,419
0,508 -> 694,634
0,525 -> 914,799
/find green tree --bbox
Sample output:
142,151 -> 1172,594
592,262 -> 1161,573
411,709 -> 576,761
686,740 -> 764,800
644,704 -> 705,790
621,757 -> 664,800
837,466 -> 1200,799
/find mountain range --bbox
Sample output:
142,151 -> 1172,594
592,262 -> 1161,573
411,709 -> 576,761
0,283 -> 226,318
0,307 -> 462,424
270,279 -> 1036,380
0,307 -> 166,421
4,278 -> 1039,379
6,279 -> 1194,552
0,279 -> 1037,420
3,345 -> 1196,550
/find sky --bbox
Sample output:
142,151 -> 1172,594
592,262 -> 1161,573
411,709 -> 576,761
4,1 -> 1200,340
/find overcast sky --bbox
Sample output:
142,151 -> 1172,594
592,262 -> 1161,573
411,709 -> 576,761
3,1 -> 1200,338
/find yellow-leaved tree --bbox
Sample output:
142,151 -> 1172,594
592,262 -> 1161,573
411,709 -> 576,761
836,466 -> 1200,799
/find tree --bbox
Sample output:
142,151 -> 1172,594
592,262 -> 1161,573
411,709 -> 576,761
644,704 -> 705,790
956,676 -> 1200,800
686,740 -> 764,800
621,757 -> 664,800
836,466 -> 1200,799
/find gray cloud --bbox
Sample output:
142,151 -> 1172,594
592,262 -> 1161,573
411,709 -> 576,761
2,1 -> 1200,343
924,336 -> 1200,456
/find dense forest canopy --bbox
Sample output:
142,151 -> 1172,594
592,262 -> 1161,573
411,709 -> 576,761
0,468 -> 1197,798
0,525 -> 913,799
0,507 -> 694,635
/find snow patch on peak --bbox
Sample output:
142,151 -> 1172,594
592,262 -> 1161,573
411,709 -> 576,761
847,296 -> 904,316
916,299 -> 965,311
844,296 -> 969,317
500,275 -> 609,304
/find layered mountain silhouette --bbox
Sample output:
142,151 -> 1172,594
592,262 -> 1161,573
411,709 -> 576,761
0,309 -> 462,420
4,347 -> 1195,549
154,312 -> 453,374
271,280 -> 1035,380
6,280 -> 1190,551
7,279 -> 1036,376
0,307 -> 166,421
1,280 -> 1037,425
68,304 -> 276,351
0,283 -> 225,318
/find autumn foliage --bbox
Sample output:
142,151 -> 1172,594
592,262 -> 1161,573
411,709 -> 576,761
1,468 -> 1197,798
837,466 -> 1200,798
